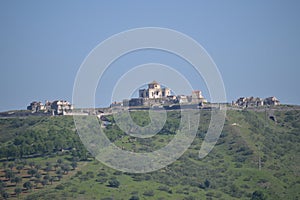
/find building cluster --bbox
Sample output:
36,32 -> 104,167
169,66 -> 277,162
233,96 -> 280,107
26,82 -> 281,114
112,81 -> 207,107
27,100 -> 73,115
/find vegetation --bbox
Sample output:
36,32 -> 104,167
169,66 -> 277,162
0,107 -> 299,199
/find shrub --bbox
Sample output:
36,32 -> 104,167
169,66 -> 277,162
204,179 -> 211,188
108,179 -> 120,188
86,171 -> 94,179
55,184 -> 64,190
157,185 -> 172,193
96,178 -> 107,184
251,190 -> 266,200
97,172 -> 108,177
79,190 -> 86,194
129,195 -> 139,200
183,196 -> 195,200
143,190 -> 154,196
113,171 -> 122,175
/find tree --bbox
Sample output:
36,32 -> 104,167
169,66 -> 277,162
62,164 -> 70,174
57,174 -> 63,181
15,176 -> 22,185
2,161 -> 8,169
21,159 -> 27,166
7,145 -> 20,158
45,162 -> 51,167
11,176 -> 22,186
45,166 -> 52,174
251,191 -> 266,200
35,164 -> 41,172
21,145 -> 32,157
8,163 -> 15,171
14,137 -> 24,145
143,190 -> 154,197
78,149 -> 88,161
28,168 -> 37,177
5,169 -> 15,180
43,174 -> 50,181
1,147 -> 9,160
57,158 -> 63,164
14,187 -> 22,197
54,163 -> 59,170
23,181 -> 32,191
0,181 -> 7,197
129,196 -> 140,200
71,162 -> 77,170
204,179 -> 211,188
49,176 -> 54,185
0,180 -> 7,190
41,179 -> 48,187
56,170 -> 63,181
29,161 -> 35,169
16,165 -> 23,174
72,156 -> 79,162
2,191 -> 9,200
56,169 -> 63,175
108,179 -> 120,188
35,172 -> 42,179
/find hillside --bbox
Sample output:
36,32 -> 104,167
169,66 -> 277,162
0,107 -> 299,200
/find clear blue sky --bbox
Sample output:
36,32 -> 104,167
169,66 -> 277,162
0,0 -> 299,111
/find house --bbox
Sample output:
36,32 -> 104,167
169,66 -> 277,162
51,100 -> 73,115
177,95 -> 188,104
27,101 -> 46,113
139,81 -> 170,99
234,96 -> 280,107
110,101 -> 123,107
264,97 -> 280,106
121,81 -> 207,107
44,100 -> 52,110
234,97 -> 264,107
28,100 -> 73,115
190,90 -> 208,104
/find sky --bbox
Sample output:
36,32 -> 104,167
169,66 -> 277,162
0,0 -> 299,111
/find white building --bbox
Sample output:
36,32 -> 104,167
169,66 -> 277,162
139,81 -> 170,99
51,100 -> 73,115
234,96 -> 280,107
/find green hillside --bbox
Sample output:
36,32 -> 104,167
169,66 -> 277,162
0,107 -> 299,200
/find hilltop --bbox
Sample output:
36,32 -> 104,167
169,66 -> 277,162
0,106 -> 299,199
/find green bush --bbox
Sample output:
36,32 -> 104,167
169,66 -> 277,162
108,179 -> 120,188
143,190 -> 154,197
55,184 -> 64,190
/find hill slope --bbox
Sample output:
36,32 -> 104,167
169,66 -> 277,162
0,107 -> 299,199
